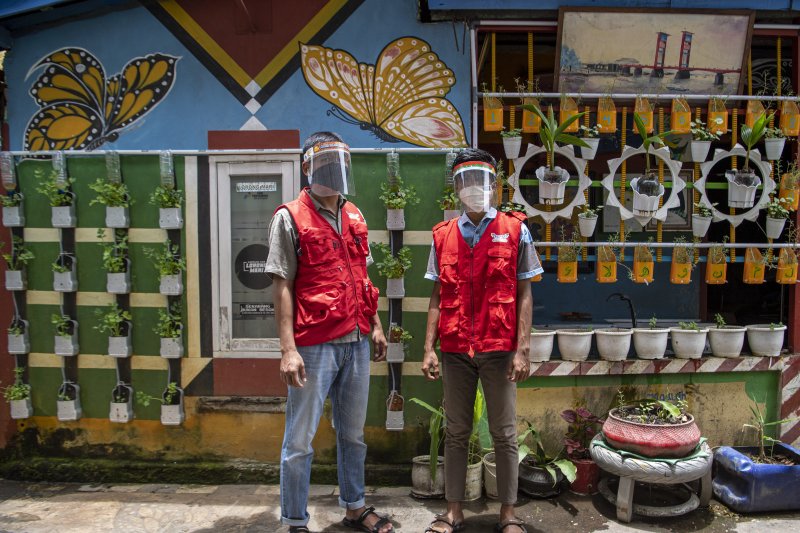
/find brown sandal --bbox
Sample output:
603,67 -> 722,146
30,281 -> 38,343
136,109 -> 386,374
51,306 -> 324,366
494,518 -> 527,533
425,514 -> 466,533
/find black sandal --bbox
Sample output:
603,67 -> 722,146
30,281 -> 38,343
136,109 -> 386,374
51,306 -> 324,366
342,506 -> 394,533
494,518 -> 527,533
425,514 -> 466,533
288,527 -> 310,533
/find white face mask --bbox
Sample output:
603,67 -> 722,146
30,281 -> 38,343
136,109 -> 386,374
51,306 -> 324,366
459,185 -> 491,213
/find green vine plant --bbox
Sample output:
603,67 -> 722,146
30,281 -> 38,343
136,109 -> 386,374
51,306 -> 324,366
35,169 -> 74,207
88,178 -> 131,208
1,236 -> 35,271
144,242 -> 186,278
51,314 -> 74,337
136,382 -> 181,407
94,303 -> 132,337
50,254 -> 74,273
388,324 -> 413,345
0,192 -> 23,207
97,229 -> 129,273
3,367 -> 30,402
379,176 -> 420,210
437,186 -> 459,211
149,185 -> 183,209
153,302 -> 182,339
372,243 -> 412,279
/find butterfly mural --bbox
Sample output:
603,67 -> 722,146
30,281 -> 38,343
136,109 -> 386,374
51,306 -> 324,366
300,37 -> 467,148
25,47 -> 179,151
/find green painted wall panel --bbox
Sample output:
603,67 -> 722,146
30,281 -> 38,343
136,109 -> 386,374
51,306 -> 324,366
26,304 -> 60,354
129,243 -> 165,293
23,242 -> 60,290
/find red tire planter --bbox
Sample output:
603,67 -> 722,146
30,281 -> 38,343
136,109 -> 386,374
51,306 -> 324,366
602,407 -> 701,458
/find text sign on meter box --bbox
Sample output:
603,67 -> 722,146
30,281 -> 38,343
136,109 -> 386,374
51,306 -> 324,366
236,182 -> 277,193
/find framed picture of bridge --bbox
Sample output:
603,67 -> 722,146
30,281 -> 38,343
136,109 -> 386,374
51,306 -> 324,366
555,8 -> 754,95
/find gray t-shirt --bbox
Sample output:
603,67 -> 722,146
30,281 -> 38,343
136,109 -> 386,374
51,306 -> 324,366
265,191 -> 372,343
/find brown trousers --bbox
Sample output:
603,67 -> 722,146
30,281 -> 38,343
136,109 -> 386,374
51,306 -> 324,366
441,351 -> 518,505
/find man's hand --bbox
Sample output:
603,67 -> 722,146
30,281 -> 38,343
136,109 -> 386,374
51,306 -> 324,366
371,323 -> 387,361
508,350 -> 530,383
421,349 -> 441,381
280,349 -> 306,388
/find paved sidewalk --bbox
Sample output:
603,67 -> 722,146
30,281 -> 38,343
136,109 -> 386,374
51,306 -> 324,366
0,480 -> 798,532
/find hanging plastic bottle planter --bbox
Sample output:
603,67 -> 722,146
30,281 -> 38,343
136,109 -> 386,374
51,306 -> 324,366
56,381 -> 82,422
53,316 -> 79,356
52,254 -> 78,292
50,193 -> 77,228
385,390 -> 404,431
7,318 -> 30,355
2,192 -> 25,227
109,383 -> 134,423
386,324 -> 411,363
781,100 -> 800,136
670,98 -> 691,134
160,384 -> 185,426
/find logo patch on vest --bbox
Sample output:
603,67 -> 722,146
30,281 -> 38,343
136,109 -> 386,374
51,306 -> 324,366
491,232 -> 510,243
347,212 -> 362,222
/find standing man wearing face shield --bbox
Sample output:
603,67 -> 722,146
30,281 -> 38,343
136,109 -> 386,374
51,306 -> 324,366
421,149 -> 542,533
266,132 -> 393,533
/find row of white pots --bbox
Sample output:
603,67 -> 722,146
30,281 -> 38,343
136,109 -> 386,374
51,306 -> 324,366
687,137 -> 785,164
3,267 -> 183,295
691,213 -> 786,240
2,204 -> 183,229
503,136 -> 600,161
8,328 -> 184,358
529,324 -> 787,361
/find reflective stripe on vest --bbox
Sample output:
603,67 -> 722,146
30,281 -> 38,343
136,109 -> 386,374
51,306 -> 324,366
277,189 -> 379,346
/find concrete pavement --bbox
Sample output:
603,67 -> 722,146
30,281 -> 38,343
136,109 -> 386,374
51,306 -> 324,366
0,480 -> 798,532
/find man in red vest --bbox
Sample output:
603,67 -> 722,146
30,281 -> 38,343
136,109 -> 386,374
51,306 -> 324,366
421,149 -> 542,533
266,132 -> 393,533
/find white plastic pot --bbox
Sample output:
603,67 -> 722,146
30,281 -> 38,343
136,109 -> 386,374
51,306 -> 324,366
632,328 -> 670,359
530,330 -> 555,362
503,136 -> 522,160
556,329 -> 593,361
581,138 -> 600,160
159,207 -> 183,229
105,206 -> 129,228
386,278 -> 405,299
108,331 -> 132,358
708,326 -> 747,358
2,204 -> 24,227
386,342 -> 405,363
160,335 -> 184,359
766,216 -> 787,240
53,262 -> 78,292
54,325 -> 79,356
411,455 -> 445,498
5,270 -> 26,291
536,166 -> 569,205
110,400 -> 134,424
57,399 -> 82,421
386,209 -> 405,231
595,328 -> 632,361
669,327 -> 709,359
690,140 -> 711,162
107,270 -> 131,294
577,214 -> 597,238
483,452 -> 498,499
765,137 -> 786,160
160,274 -> 183,296
7,332 -> 29,355
464,460 -> 483,501
385,408 -> 404,431
630,177 -> 664,216
726,170 -> 760,209
161,388 -> 185,426
692,214 -> 712,238
444,209 -> 460,221
746,324 -> 787,357
51,203 -> 76,228
10,398 -> 32,419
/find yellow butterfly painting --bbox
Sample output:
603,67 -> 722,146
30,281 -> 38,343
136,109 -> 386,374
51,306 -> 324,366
25,47 -> 179,151
300,37 -> 467,148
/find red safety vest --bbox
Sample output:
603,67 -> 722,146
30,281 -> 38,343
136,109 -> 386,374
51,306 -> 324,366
433,211 -> 525,354
278,188 -> 379,346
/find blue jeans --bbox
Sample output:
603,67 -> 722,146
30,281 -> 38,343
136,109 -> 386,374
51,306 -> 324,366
280,337 -> 370,527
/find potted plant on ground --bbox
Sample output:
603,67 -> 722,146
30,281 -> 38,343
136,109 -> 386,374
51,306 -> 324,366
36,170 -> 76,228
155,303 -> 183,359
670,236 -> 697,285
670,321 -> 709,359
630,114 -> 676,216
578,124 -> 600,160
518,421 -> 577,498
1,191 -> 25,227
576,204 -> 602,238
523,104 -> 588,205
595,327 -> 632,361
109,383 -> 134,423
94,303 -> 133,358
386,323 -> 411,363
373,243 -> 411,299
380,176 -> 419,231
708,313 -> 746,358
3,367 -> 32,419
556,327 -> 593,362
89,177 -> 131,228
602,395 -> 701,458
56,381 -> 81,421
764,125 -> 787,160
136,382 -> 185,426
464,388 -> 489,501
705,238 -> 729,285
145,241 -> 186,295
713,393 -> 800,512
764,196 -> 791,240
150,185 -> 184,229
689,118 -> 720,162
746,322 -> 786,357
633,316 -> 670,360
437,186 -> 460,221
7,319 -> 29,355
97,229 -> 130,294
52,314 -> 78,356
2,236 -> 34,291
51,253 -> 77,292
562,406 -> 604,495
692,201 -> 715,238
530,327 -> 556,362
727,112 -> 771,208
408,397 -> 445,498
501,127 -> 523,160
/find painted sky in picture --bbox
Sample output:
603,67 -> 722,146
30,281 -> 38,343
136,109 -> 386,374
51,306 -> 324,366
558,11 -> 751,95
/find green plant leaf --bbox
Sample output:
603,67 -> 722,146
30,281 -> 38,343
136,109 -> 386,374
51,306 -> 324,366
657,400 -> 681,418
553,458 -> 577,484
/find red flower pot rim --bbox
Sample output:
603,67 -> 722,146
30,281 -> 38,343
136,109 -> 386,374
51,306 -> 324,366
607,406 -> 695,428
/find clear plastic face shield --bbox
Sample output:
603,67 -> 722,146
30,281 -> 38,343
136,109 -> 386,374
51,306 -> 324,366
303,141 -> 354,197
453,161 -> 497,214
